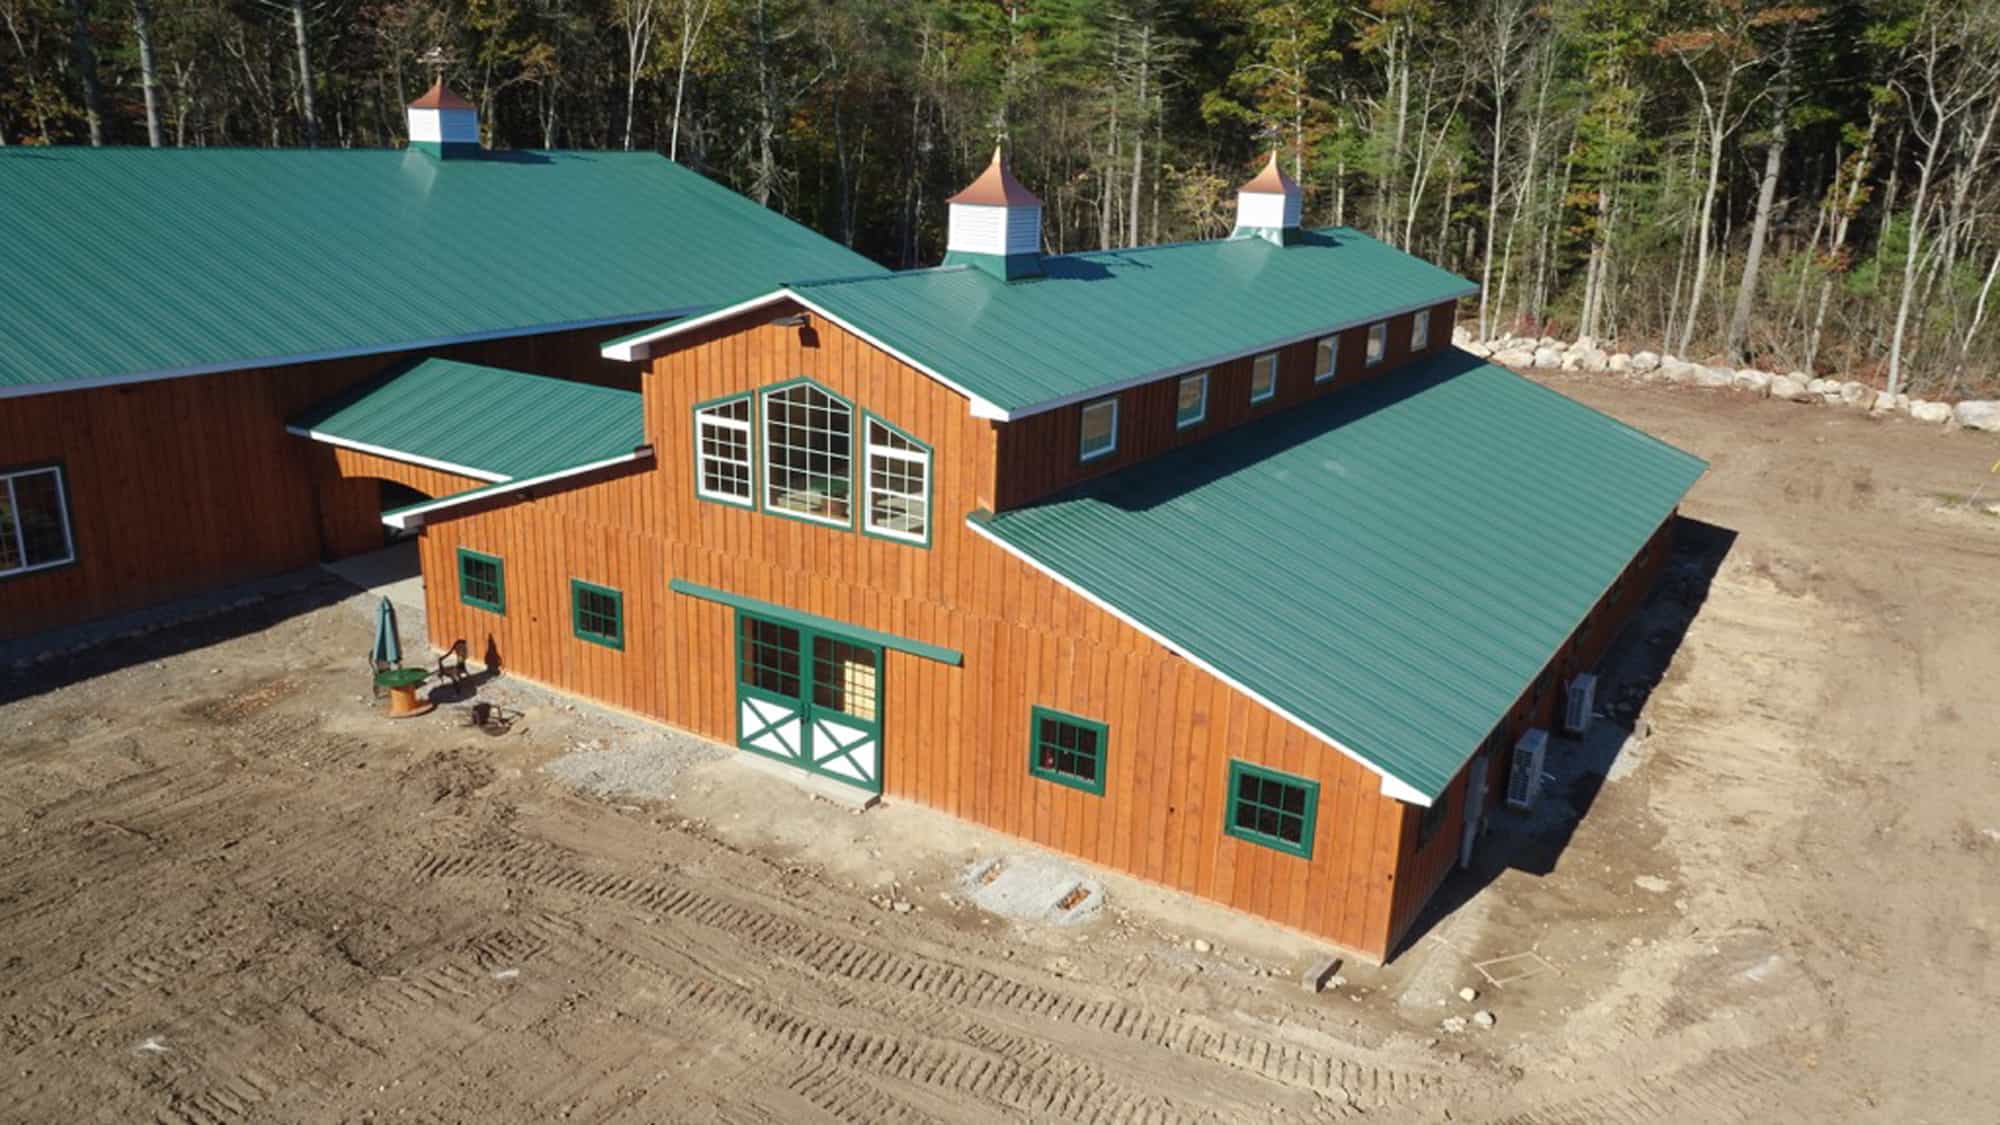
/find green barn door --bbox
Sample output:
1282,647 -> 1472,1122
734,612 -> 883,794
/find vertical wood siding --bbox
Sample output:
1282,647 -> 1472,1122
0,319 -> 653,642
413,301 -> 1471,960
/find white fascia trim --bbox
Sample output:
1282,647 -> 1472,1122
0,309 -> 703,401
601,286 -> 1015,420
998,284 -> 1479,421
965,515 -> 1434,807
381,449 -> 651,530
283,426 -> 510,483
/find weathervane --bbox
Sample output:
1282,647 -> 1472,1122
417,46 -> 454,84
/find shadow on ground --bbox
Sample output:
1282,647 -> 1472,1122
1390,515 -> 1738,958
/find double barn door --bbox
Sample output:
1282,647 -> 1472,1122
735,612 -> 884,793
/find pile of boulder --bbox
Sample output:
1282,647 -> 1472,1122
1453,326 -> 2000,434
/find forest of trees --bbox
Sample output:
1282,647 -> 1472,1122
5,0 -> 1999,397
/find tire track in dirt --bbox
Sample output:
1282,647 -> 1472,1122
1474,1047 -> 1798,1125
415,839 -> 1438,1111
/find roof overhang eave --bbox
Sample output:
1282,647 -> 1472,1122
381,447 -> 653,530
965,512 -> 1439,807
283,425 -> 511,483
0,308 -> 705,400
600,286 -> 1013,420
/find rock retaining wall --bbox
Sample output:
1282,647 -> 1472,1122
1455,326 -> 2000,435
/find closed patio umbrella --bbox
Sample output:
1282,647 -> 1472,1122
371,596 -> 402,668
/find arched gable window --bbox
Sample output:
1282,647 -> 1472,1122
761,380 -> 853,527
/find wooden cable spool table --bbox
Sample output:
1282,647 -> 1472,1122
374,667 -> 434,718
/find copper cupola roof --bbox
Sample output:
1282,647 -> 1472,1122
947,147 -> 1042,207
409,80 -> 475,111
1239,149 -> 1299,195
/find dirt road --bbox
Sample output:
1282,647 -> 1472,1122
2,375 -> 1996,1123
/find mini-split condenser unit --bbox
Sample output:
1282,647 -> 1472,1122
1506,728 -> 1549,811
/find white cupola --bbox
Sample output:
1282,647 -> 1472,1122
1232,150 -> 1302,245
943,147 -> 1043,281
406,80 -> 479,159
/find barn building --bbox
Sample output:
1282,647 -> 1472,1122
0,83 -> 878,643
282,148 -> 1704,960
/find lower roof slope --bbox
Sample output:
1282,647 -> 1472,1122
288,358 -> 643,482
0,148 -> 882,394
970,350 -> 1707,804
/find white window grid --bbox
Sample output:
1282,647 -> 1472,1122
1315,335 -> 1339,382
1079,397 -> 1119,461
763,383 -> 853,526
0,466 -> 74,578
1250,352 -> 1279,403
1366,322 -> 1388,365
864,418 -> 929,543
1176,371 -> 1209,429
695,397 -> 754,506
1412,310 -> 1431,350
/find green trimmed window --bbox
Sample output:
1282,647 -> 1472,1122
1176,371 -> 1209,429
457,548 -> 505,613
762,380 -> 853,527
1225,760 -> 1318,858
1314,335 -> 1339,382
1249,352 -> 1279,403
1029,706 -> 1107,795
571,579 -> 624,650
863,415 -> 931,545
694,395 -> 755,507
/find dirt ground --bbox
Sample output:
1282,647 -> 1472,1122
3,376 -> 1997,1124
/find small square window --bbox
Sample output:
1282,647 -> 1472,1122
571,579 -> 624,650
1314,335 -> 1339,383
1224,760 -> 1318,858
1176,372 -> 1209,429
1366,322 -> 1388,366
457,548 -> 504,614
1250,353 -> 1279,403
1080,397 -> 1119,462
1029,706 -> 1107,795
1411,309 -> 1431,351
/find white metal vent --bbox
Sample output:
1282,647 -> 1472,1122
1506,728 -> 1549,811
1563,673 -> 1598,736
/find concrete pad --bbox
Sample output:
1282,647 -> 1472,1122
962,855 -> 1103,926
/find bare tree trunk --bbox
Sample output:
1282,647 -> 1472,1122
669,0 -> 711,161
1677,103 -> 1728,354
622,0 -> 658,151
69,0 -> 103,145
1952,241 -> 2000,395
1726,117 -> 1786,362
289,0 -> 316,146
1125,22 -> 1149,248
132,0 -> 163,145
1807,120 -> 1874,372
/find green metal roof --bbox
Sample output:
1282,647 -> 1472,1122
289,358 -> 643,481
0,147 -> 882,393
970,351 -> 1707,803
784,228 -> 1477,417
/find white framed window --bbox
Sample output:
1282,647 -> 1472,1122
762,380 -> 853,526
1412,309 -> 1431,350
1249,352 -> 1279,403
1314,335 -> 1339,383
0,465 -> 75,578
1079,397 -> 1119,462
863,416 -> 930,545
693,395 -> 754,507
1366,322 -> 1388,366
1175,372 -> 1209,429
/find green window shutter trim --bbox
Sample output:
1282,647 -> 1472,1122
571,578 -> 625,650
1028,705 -> 1108,796
1224,759 -> 1319,860
669,579 -> 961,665
457,547 -> 505,613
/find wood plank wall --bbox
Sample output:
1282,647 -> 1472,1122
0,319 -> 653,642
995,301 -> 1458,509
414,300 -> 1454,959
313,447 -> 489,558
